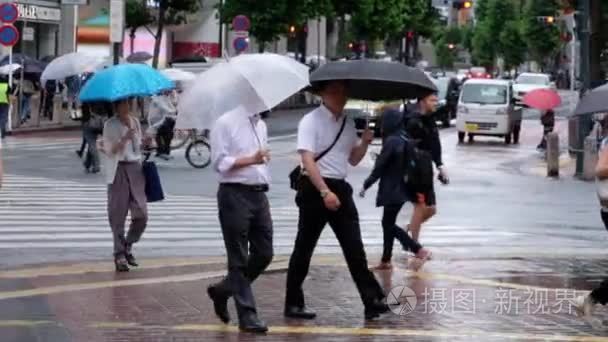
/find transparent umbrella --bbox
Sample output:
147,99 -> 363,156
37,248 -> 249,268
0,63 -> 21,75
176,53 -> 309,130
40,52 -> 102,85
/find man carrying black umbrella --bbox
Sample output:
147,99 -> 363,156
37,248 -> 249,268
284,80 -> 389,320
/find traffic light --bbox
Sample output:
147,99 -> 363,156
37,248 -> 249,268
448,43 -> 455,50
289,25 -> 296,33
536,16 -> 555,24
453,0 -> 473,10
406,31 -> 414,41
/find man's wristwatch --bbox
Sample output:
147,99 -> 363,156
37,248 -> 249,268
320,189 -> 331,198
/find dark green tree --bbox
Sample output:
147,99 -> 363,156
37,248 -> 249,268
499,20 -> 527,71
472,22 -> 495,69
125,0 -> 153,55
351,0 -> 408,41
149,0 -> 200,68
522,0 -> 561,69
220,0 -> 289,52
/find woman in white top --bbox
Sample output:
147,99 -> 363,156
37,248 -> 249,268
102,98 -> 149,272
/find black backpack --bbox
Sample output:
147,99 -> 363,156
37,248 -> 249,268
401,134 -> 434,192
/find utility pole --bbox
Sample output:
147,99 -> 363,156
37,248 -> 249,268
110,0 -> 125,65
575,0 -> 591,177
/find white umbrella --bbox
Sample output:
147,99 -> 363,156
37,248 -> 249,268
40,52 -> 102,84
94,56 -> 126,71
176,53 -> 310,130
161,68 -> 196,82
0,63 -> 21,75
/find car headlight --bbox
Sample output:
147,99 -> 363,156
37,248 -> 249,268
496,108 -> 507,115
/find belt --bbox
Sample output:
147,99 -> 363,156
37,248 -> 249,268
221,183 -> 269,192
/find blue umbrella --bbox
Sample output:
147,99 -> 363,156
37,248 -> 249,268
79,63 -> 174,102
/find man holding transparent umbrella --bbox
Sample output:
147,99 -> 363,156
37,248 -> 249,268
207,106 -> 273,333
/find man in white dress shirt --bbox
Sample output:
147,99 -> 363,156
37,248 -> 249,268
284,81 -> 389,320
207,107 -> 273,334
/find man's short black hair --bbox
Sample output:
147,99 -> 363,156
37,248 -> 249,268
417,91 -> 437,102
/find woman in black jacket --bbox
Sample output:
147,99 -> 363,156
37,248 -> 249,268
360,109 -> 431,270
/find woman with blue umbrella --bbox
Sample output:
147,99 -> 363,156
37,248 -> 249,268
80,63 -> 174,272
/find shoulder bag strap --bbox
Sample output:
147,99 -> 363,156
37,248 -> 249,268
314,116 -> 347,162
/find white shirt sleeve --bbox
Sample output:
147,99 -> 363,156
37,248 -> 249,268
210,119 -> 236,174
297,115 -> 316,153
346,118 -> 359,151
102,119 -> 121,156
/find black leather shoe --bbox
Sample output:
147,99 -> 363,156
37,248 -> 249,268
207,285 -> 230,324
114,257 -> 129,273
239,313 -> 268,333
284,306 -> 316,319
125,253 -> 138,267
364,298 -> 390,320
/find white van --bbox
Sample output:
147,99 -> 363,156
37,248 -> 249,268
456,79 -> 522,144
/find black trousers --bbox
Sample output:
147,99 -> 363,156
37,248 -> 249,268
381,204 -> 422,262
286,177 -> 385,309
156,117 -> 175,156
591,210 -> 608,305
214,184 -> 274,320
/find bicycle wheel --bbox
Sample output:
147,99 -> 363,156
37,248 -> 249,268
185,139 -> 211,169
171,129 -> 191,149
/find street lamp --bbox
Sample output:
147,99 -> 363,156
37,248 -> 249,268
463,1 -> 472,9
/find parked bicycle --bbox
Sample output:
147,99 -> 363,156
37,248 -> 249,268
145,128 -> 211,169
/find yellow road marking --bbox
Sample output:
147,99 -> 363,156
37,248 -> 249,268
95,322 -> 608,341
0,262 -> 288,300
0,256 -> 289,279
0,320 -> 605,341
0,320 -> 56,327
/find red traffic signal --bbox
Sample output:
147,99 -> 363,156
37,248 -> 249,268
406,31 -> 414,40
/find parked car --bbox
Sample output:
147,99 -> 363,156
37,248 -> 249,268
468,67 -> 492,79
346,100 -> 392,137
456,79 -> 522,144
456,69 -> 470,82
432,76 -> 461,127
512,72 -> 556,106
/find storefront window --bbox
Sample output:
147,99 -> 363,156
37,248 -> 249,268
13,21 -> 59,59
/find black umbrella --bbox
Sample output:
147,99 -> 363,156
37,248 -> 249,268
0,54 -> 45,74
126,51 -> 153,63
309,59 -> 437,101
574,83 -> 608,116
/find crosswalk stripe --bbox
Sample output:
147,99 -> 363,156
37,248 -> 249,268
0,173 -> 587,251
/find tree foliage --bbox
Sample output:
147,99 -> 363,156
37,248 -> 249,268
522,0 -> 561,69
472,22 -> 495,68
125,0 -> 154,54
351,0 -> 408,41
124,0 -> 199,68
221,0 -> 289,52
499,20 -> 527,71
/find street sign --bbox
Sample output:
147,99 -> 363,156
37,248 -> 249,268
22,27 -> 34,41
233,37 -> 249,53
0,25 -> 19,47
232,15 -> 250,32
110,0 -> 125,43
0,3 -> 18,24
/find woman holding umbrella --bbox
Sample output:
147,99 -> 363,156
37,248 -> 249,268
522,88 -> 561,150
102,98 -> 149,271
79,63 -> 174,271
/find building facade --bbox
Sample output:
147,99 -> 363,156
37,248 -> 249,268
0,0 -> 76,59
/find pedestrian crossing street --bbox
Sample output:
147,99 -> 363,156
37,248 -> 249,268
0,174 -> 536,253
